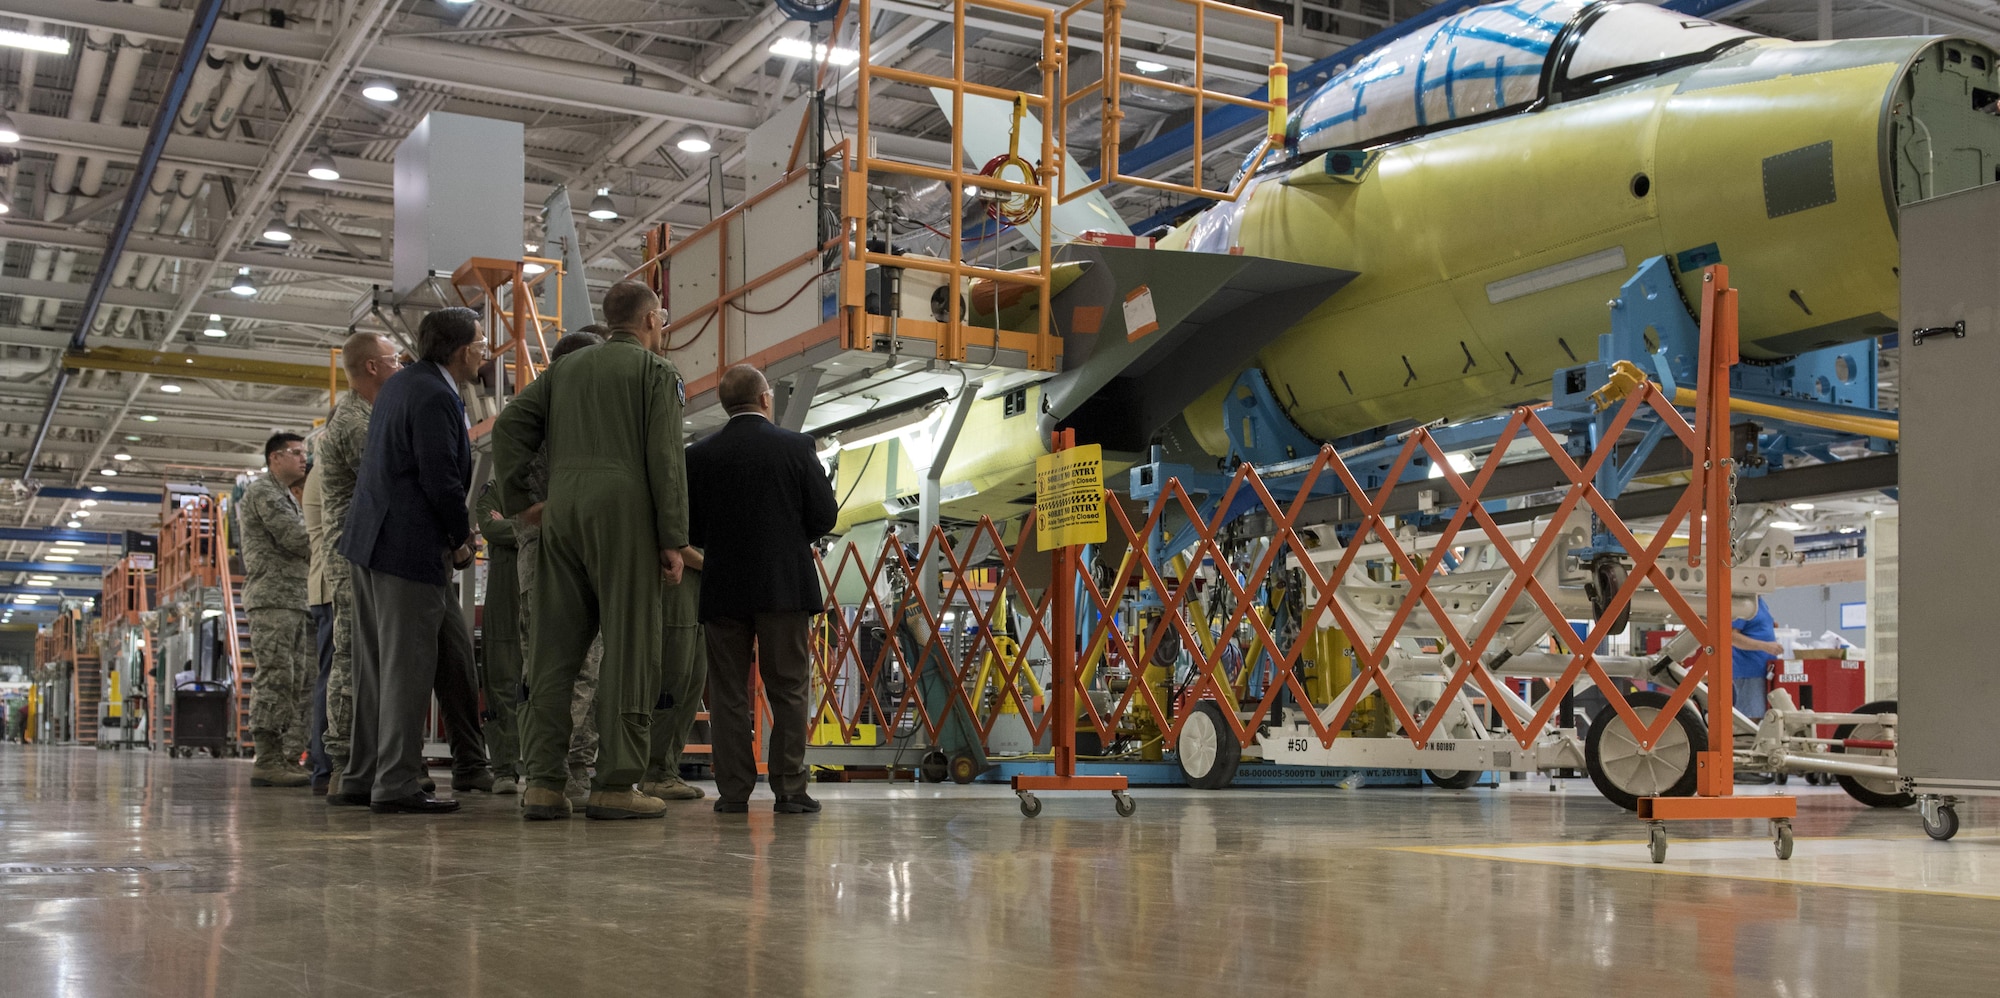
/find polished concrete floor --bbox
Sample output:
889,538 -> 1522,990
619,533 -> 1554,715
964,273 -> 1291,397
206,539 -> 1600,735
3,745 -> 1997,998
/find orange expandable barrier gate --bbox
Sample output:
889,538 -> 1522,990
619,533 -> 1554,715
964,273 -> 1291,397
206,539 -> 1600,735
802,266 -> 1785,820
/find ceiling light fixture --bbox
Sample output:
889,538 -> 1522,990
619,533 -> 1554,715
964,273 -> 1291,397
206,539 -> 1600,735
112,453 -> 131,462
157,383 -> 182,395
675,127 -> 712,154
1770,519 -> 1806,531
89,485 -> 108,492
0,30 -> 72,55
768,36 -> 860,66
41,557 -> 71,564
229,268 -> 257,296
138,415 -> 159,423
1788,501 -> 1815,510
70,510 -> 89,518
361,79 -> 399,102
99,468 -> 118,477
522,262 -> 546,275
307,147 -> 341,181
0,109 -> 19,144
65,522 -> 80,529
1134,59 -> 1169,73
261,212 -> 294,243
587,187 -> 618,220
203,314 -> 226,338
78,500 -> 96,507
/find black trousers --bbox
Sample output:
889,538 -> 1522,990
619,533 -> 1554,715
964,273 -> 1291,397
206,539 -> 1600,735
705,612 -> 813,801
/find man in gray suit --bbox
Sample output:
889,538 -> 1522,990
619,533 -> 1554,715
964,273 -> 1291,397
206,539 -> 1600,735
334,307 -> 489,814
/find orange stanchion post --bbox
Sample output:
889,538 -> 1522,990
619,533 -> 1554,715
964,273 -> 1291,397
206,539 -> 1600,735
1635,264 -> 1796,849
1011,428 -> 1132,816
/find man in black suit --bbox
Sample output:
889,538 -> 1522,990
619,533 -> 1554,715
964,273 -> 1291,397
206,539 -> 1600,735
335,307 -> 490,814
688,364 -> 839,813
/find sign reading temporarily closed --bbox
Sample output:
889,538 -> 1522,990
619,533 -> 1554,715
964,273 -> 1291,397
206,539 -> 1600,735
1035,444 -> 1107,551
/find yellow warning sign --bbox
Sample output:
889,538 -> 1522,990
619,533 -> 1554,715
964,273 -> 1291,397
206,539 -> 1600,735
1035,444 -> 1107,551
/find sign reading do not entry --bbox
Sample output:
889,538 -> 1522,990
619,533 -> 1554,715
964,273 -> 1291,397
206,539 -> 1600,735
1035,443 -> 1107,551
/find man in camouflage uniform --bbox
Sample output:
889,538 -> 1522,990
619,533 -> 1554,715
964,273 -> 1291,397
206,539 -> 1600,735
512,327 -> 605,807
241,432 -> 313,787
318,331 -> 402,795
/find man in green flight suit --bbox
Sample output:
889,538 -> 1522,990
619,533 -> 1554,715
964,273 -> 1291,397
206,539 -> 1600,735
494,279 -> 689,821
640,548 -> 707,800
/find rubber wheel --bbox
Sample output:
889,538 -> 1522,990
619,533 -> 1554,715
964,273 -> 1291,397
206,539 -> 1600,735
1018,793 -> 1042,818
1177,701 -> 1242,790
1832,699 -> 1913,808
1113,792 -> 1136,817
1649,825 -> 1668,864
1426,769 -> 1480,790
1585,689 -> 1705,811
1774,820 -> 1794,860
1924,804 -> 1959,841
949,753 -> 979,785
918,750 -> 948,784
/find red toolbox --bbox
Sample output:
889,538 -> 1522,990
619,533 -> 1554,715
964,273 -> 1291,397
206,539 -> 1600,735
1771,658 -> 1868,737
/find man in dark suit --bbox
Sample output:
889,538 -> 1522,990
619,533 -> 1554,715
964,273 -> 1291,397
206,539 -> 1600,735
688,364 -> 839,814
335,306 -> 490,814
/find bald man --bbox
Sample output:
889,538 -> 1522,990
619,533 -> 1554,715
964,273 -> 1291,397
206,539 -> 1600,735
318,331 -> 401,798
688,364 -> 838,813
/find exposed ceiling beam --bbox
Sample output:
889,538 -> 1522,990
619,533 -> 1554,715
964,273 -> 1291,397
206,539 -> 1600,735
0,325 -> 340,368
0,277 -> 356,330
8,110 -> 722,233
12,0 -> 950,161
0,220 -> 392,284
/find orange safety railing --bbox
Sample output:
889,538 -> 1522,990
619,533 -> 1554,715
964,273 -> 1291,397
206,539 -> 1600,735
100,553 -> 155,746
804,266 -> 1792,828
452,256 -> 566,392
849,0 -> 1061,371
1058,0 -> 1287,203
157,496 -> 222,595
648,154 -> 846,401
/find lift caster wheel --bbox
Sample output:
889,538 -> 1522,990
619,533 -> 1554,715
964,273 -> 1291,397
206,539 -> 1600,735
1648,823 -> 1668,864
1923,803 -> 1960,841
1018,792 -> 1042,818
1112,791 -> 1136,817
1773,819 -> 1794,861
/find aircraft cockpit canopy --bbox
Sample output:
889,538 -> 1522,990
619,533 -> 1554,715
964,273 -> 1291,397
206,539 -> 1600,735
1292,0 -> 1759,158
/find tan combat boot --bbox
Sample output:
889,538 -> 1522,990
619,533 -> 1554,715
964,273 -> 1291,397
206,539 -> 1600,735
638,776 -> 705,801
249,734 -> 308,787
584,787 -> 668,820
522,786 -> 572,821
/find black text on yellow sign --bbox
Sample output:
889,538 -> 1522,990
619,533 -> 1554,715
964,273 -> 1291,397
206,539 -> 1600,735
1035,444 -> 1107,551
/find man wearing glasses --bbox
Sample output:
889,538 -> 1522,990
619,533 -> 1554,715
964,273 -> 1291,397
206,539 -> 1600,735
240,433 -> 314,788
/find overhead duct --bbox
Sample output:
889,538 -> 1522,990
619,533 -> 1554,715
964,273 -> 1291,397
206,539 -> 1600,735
48,0 -> 163,328
23,27 -> 112,326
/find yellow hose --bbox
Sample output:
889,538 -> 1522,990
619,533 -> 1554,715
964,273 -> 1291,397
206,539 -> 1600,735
1593,360 -> 1899,441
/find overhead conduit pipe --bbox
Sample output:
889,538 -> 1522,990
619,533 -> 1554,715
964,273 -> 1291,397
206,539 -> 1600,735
117,48 -> 242,332
49,0 -> 161,329
23,25 -> 112,327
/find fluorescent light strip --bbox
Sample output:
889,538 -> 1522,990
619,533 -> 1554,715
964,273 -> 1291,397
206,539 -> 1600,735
0,30 -> 71,55
769,36 -> 859,66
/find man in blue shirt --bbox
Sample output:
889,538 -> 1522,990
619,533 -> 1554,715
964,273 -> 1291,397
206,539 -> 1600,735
1731,595 -> 1784,722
